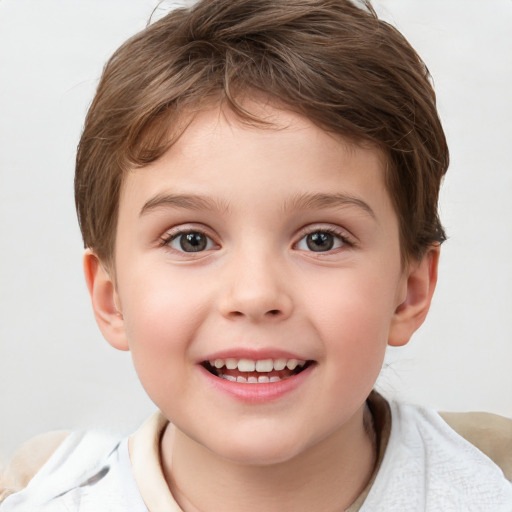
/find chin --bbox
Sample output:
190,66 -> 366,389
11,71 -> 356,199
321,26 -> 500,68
204,429 -> 312,467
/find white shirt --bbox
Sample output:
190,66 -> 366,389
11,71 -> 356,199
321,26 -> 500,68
1,401 -> 511,511
360,402 -> 512,511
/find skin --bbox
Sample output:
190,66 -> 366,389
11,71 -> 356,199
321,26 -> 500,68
85,102 -> 439,511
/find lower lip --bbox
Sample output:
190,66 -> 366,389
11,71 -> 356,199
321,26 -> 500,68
199,364 -> 315,404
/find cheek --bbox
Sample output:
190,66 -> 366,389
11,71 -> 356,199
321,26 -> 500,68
122,268 -> 202,337
119,274 -> 207,385
305,270 -> 398,370
307,270 -> 397,331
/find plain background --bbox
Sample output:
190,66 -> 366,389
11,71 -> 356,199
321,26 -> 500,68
1,0 -> 511,465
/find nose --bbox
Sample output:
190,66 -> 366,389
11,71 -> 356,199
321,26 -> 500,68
218,250 -> 293,322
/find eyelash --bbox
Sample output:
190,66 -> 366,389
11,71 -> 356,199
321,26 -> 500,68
294,227 -> 355,253
159,228 -> 216,253
159,225 -> 354,255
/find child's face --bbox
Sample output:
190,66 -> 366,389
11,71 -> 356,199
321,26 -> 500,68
103,102 -> 415,465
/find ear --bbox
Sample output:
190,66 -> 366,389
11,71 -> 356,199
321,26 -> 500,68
388,245 -> 440,347
83,249 -> 129,351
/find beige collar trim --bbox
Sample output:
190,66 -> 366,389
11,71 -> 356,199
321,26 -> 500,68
128,412 -> 181,511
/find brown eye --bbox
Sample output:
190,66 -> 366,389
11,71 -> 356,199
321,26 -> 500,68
296,230 -> 346,253
168,231 -> 213,252
306,232 -> 334,252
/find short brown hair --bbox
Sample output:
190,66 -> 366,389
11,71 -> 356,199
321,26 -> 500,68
75,0 -> 449,267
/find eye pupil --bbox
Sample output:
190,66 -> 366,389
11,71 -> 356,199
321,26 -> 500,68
306,232 -> 334,252
180,232 -> 207,252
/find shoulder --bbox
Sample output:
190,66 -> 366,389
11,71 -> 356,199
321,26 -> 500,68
440,410 -> 512,481
0,429 -> 121,510
0,431 -> 69,502
390,401 -> 512,488
391,401 -> 512,477
361,400 -> 512,511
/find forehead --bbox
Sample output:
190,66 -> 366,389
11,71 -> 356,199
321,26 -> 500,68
118,102 -> 394,228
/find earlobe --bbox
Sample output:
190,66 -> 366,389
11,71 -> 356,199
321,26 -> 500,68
388,245 -> 440,347
83,249 -> 129,351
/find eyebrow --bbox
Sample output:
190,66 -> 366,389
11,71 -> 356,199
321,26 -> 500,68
140,191 -> 376,220
284,192 -> 376,220
140,193 -> 230,216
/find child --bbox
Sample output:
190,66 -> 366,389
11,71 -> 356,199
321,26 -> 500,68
1,0 -> 511,510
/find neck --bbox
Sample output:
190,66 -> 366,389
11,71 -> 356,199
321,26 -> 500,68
161,404 -> 377,512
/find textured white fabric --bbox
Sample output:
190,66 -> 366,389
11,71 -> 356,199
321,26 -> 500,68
2,402 -> 511,511
0,432 -> 148,511
360,402 -> 512,511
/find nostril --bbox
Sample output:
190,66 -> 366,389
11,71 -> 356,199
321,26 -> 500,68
267,309 -> 280,316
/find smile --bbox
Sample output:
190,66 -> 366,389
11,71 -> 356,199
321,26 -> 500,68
203,358 -> 312,384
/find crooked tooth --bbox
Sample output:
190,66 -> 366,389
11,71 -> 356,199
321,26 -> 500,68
225,358 -> 238,370
214,359 -> 225,369
255,359 -> 273,372
222,374 -> 236,382
286,359 -> 299,370
273,358 -> 287,371
257,375 -> 270,383
238,359 -> 255,372
236,376 -> 247,383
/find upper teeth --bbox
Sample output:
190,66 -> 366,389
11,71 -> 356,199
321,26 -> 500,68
210,358 -> 306,372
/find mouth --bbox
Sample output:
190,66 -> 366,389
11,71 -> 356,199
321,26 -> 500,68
201,357 -> 314,384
